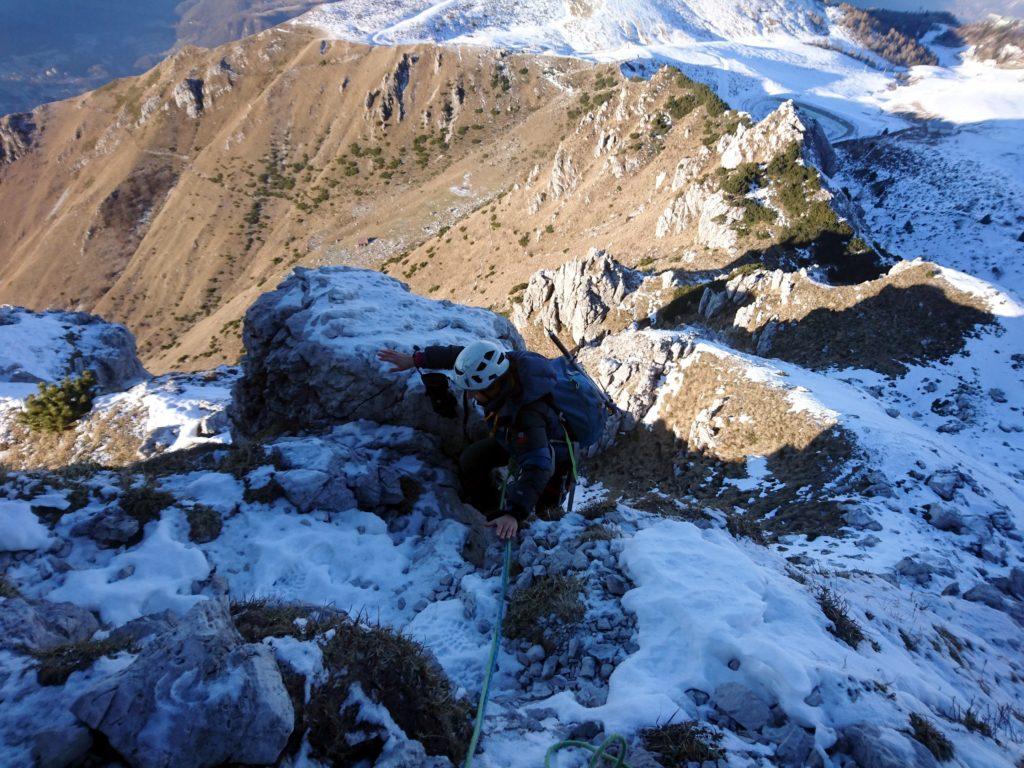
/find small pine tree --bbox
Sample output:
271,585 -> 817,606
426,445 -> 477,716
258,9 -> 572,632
19,370 -> 97,433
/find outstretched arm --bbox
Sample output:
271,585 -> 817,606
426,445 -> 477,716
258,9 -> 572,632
376,345 -> 464,372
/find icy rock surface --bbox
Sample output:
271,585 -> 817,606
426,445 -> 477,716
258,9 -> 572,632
72,599 -> 293,768
0,307 -> 147,393
232,266 -> 522,437
0,598 -> 99,653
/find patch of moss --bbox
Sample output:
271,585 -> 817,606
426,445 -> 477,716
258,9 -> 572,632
0,573 -> 19,598
186,504 -> 222,543
231,599 -> 344,642
119,482 -> 176,529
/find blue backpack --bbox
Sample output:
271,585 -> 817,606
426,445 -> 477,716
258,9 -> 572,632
549,355 -> 609,448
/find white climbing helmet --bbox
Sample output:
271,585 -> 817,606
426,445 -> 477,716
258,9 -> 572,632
452,340 -> 510,391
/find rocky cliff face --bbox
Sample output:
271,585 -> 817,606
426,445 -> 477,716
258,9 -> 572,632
0,112 -> 36,166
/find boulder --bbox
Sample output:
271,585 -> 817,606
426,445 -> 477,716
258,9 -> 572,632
231,266 -> 521,439
836,723 -> 938,768
927,505 -> 965,534
72,599 -> 294,768
713,682 -> 772,732
71,508 -> 141,548
265,423 -> 437,514
963,582 -> 1006,610
137,425 -> 181,458
926,470 -> 962,501
0,598 -> 99,653
0,307 -> 147,393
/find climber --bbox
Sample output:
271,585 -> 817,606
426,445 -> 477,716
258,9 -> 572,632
377,340 -> 585,540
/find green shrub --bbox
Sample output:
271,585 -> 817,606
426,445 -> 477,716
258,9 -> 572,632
19,371 -> 97,433
720,163 -> 760,197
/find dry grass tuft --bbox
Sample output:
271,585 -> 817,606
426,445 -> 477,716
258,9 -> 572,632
641,721 -> 724,764
909,713 -> 954,761
816,584 -> 865,648
505,574 -> 585,650
31,637 -> 134,686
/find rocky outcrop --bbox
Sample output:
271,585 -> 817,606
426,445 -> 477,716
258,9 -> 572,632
72,599 -> 293,768
512,249 -> 644,345
232,266 -> 522,438
548,145 -> 579,199
0,598 -> 99,653
172,78 -> 206,118
719,100 -> 836,176
377,53 -> 413,125
0,307 -> 147,393
0,111 -> 36,166
259,421 -> 445,514
656,179 -> 741,250
578,328 -> 694,429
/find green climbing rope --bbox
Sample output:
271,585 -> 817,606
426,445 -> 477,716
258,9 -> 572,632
463,538 -> 513,768
462,456 -> 632,768
544,734 -> 632,767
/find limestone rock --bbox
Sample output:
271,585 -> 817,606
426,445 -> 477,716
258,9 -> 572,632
511,249 -> 644,345
0,111 -> 36,165
173,78 -> 205,118
713,682 -> 772,731
231,266 -> 521,438
72,599 -> 293,768
656,179 -> 741,251
0,598 -> 99,653
720,100 -> 836,176
0,307 -> 147,393
836,723 -> 938,768
32,724 -> 93,768
548,145 -> 579,199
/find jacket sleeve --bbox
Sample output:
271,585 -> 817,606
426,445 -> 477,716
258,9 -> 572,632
503,402 -> 555,521
415,345 -> 464,370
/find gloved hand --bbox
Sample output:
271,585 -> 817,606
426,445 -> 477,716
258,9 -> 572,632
421,372 -> 458,419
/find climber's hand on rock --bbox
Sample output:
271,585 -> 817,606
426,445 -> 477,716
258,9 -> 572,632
377,349 -> 415,372
485,514 -> 518,540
